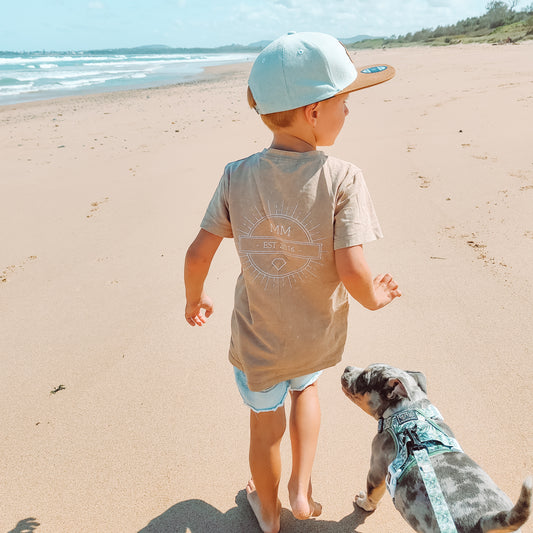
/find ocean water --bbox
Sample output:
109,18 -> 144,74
0,51 -> 256,105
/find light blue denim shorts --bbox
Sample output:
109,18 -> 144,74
233,367 -> 322,413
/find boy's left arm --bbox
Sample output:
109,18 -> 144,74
184,229 -> 223,326
335,245 -> 400,310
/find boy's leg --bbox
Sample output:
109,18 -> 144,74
288,381 -> 322,520
247,406 -> 286,533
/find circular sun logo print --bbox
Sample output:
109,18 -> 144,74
238,203 -> 323,289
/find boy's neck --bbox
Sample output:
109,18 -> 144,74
270,130 -> 317,153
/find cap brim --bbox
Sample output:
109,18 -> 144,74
339,64 -> 395,94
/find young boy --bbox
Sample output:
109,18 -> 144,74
184,32 -> 401,533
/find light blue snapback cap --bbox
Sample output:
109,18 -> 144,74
248,32 -> 395,114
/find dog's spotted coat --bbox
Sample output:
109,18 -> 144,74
341,364 -> 532,532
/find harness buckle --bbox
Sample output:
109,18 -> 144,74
386,463 -> 401,498
405,427 -> 425,452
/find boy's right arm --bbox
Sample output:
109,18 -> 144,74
184,229 -> 223,326
335,245 -> 401,311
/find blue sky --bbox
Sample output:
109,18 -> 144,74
0,0 -> 524,51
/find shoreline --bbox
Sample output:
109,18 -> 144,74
0,60 -> 255,109
2,39 -> 528,110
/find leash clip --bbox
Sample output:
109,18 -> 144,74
405,427 -> 425,452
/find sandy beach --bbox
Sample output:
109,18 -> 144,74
1,42 -> 532,532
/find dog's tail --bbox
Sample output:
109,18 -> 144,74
479,476 -> 532,532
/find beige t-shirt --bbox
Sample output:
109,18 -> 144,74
201,148 -> 382,391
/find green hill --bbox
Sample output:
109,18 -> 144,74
348,1 -> 533,49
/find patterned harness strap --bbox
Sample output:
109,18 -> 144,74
406,427 -> 458,533
412,446 -> 458,532
379,406 -> 462,533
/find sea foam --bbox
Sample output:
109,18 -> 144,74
0,51 -> 256,105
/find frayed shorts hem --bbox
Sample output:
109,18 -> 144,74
233,366 -> 322,413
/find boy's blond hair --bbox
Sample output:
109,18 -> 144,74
247,86 -> 299,129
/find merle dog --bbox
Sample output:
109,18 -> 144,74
341,363 -> 532,532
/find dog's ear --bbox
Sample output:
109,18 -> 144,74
386,378 -> 410,400
406,371 -> 427,394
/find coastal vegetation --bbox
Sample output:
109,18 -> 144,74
348,1 -> 533,49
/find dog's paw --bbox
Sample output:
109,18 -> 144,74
355,491 -> 377,512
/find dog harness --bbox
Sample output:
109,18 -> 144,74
379,404 -> 463,533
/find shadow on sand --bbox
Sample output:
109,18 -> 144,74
139,489 -> 371,532
7,518 -> 40,533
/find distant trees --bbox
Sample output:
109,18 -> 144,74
516,1 -> 533,34
391,0 -> 532,43
485,1 -> 517,28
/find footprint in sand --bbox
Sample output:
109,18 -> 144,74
458,142 -> 498,163
417,175 -> 431,189
466,236 -> 508,271
472,153 -> 498,163
1,256 -> 38,285
466,239 -> 487,252
86,197 -> 109,218
442,228 -> 509,274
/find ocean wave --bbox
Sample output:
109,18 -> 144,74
0,77 -> 25,86
0,52 -> 247,66
0,55 -> 123,65
0,71 -> 152,95
58,72 -> 151,87
58,76 -> 120,88
0,51 -> 256,104
84,57 -> 215,68
0,82 -> 34,96
87,60 -> 168,67
12,69 -> 141,82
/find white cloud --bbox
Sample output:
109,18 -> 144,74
88,1 -> 104,9
268,0 -> 299,7
253,0 -> 490,38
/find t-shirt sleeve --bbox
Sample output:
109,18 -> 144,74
334,167 -> 383,250
200,168 -> 234,238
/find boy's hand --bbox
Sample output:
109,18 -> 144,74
335,246 -> 401,311
184,229 -> 223,326
185,294 -> 214,326
373,273 -> 401,308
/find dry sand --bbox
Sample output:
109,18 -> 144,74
1,42 -> 532,532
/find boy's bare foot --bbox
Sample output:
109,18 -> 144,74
246,479 -> 281,533
288,485 -> 322,520
290,496 -> 322,520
